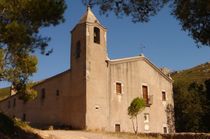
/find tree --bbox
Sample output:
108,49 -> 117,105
0,0 -> 66,96
165,104 -> 175,133
128,97 -> 145,134
172,0 -> 210,47
203,79 -> 210,131
173,81 -> 208,132
85,0 -> 210,47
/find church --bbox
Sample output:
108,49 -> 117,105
0,7 -> 174,133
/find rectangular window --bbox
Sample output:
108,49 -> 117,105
163,127 -> 168,133
142,86 -> 149,105
41,88 -> 46,99
144,113 -> 150,123
116,82 -> 122,94
115,124 -> 120,132
162,91 -> 166,101
56,90 -> 60,96
22,113 -> 26,121
144,124 -> 150,131
13,98 -> 16,107
75,41 -> 81,59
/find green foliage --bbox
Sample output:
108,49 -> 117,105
0,113 -> 42,139
0,82 -> 38,101
172,0 -> 210,47
18,82 -> 38,102
128,97 -> 145,134
165,104 -> 175,133
84,0 -> 169,23
171,62 -> 210,84
0,87 -> 10,100
172,63 -> 210,132
88,0 -> 210,47
0,0 -> 66,96
203,79 -> 210,131
0,112 -> 15,135
173,81 -> 207,132
128,97 -> 146,118
0,49 -> 3,75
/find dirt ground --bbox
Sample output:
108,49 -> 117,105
37,130 -> 149,139
36,130 -> 210,139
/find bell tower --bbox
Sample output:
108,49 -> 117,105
70,7 -> 109,130
70,6 -> 108,71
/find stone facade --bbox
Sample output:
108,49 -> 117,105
0,7 -> 174,133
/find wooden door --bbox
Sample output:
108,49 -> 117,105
142,86 -> 148,105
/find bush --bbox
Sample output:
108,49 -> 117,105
0,113 -> 42,139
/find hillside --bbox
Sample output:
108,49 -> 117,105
171,62 -> 210,84
0,87 -> 10,101
171,61 -> 210,132
0,113 -> 43,139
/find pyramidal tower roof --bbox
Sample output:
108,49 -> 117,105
79,6 -> 101,24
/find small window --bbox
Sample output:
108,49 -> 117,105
13,98 -> 16,107
95,106 -> 99,110
8,101 -> 11,108
162,91 -> 166,101
75,41 -> 81,58
115,124 -> 120,132
144,113 -> 149,123
22,113 -> 26,121
116,82 -> 122,94
142,86 -> 149,105
94,27 -> 100,44
144,124 -> 150,131
41,88 -> 46,99
163,127 -> 168,133
56,90 -> 60,96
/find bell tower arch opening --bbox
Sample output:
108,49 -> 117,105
94,27 -> 100,44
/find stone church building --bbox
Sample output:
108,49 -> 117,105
0,7 -> 174,133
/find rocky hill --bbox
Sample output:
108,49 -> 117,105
171,62 -> 210,84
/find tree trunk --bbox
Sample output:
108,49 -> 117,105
135,115 -> 138,134
131,118 -> 136,134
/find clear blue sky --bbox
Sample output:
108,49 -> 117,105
1,1 -> 210,87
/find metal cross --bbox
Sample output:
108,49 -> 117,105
139,43 -> 146,54
84,0 -> 95,8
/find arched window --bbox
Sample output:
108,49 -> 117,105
76,41 -> 81,58
94,27 -> 100,44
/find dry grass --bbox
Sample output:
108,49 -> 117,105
0,87 -> 10,100
88,130 -> 210,139
0,113 -> 43,139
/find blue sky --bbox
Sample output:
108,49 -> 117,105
1,1 -> 210,87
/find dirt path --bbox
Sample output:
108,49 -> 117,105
38,130 -> 140,139
36,130 -> 210,139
